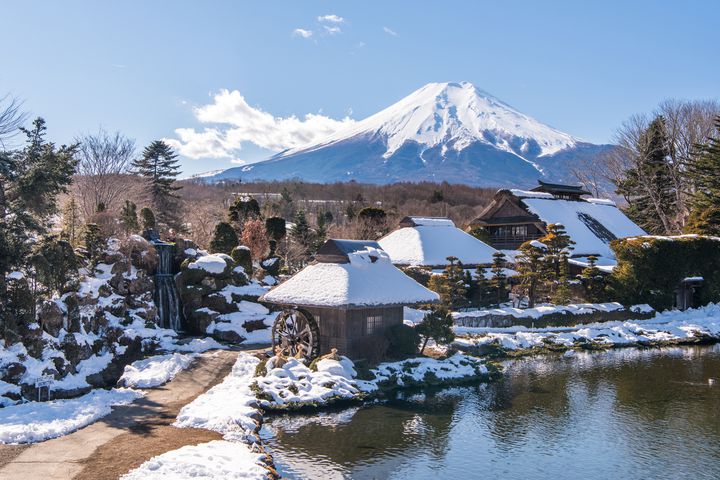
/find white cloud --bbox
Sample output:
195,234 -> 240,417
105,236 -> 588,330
317,14 -> 344,23
293,28 -> 313,38
323,25 -> 342,35
169,89 -> 356,160
383,26 -> 398,36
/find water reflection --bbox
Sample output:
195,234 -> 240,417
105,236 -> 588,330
264,345 -> 720,480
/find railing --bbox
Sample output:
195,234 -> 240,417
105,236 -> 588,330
489,233 -> 542,250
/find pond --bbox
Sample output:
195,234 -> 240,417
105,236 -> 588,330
262,345 -> 720,480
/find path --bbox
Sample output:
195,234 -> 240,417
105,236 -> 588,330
0,348 -> 248,480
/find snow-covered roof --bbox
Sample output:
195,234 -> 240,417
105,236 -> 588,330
261,245 -> 439,308
379,218 -> 498,267
399,216 -> 455,227
520,197 -> 646,259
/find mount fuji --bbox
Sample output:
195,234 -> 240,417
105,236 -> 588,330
207,82 -> 614,187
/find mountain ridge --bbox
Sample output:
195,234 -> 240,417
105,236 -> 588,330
207,82 -> 614,187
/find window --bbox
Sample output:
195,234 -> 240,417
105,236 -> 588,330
365,315 -> 383,335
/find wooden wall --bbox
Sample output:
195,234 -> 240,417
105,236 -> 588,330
305,305 -> 404,359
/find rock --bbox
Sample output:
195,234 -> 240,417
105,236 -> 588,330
243,319 -> 269,332
191,309 -> 220,334
202,293 -> 238,314
210,328 -> 245,344
87,337 -> 144,388
128,272 -> 154,295
63,294 -> 82,333
37,301 -> 65,336
62,333 -> 93,369
1,362 -> 26,384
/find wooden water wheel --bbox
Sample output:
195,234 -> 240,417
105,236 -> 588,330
272,308 -> 320,360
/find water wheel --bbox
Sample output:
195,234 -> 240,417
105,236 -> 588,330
272,308 -> 320,360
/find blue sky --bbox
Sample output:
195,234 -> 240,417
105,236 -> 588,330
2,1 -> 718,176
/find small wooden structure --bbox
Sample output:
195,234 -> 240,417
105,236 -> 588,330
261,239 -> 439,360
676,276 -> 704,311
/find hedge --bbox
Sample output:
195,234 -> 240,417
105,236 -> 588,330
609,235 -> 720,310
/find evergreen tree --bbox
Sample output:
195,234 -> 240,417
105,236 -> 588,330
228,195 -> 261,229
265,216 -> 287,242
427,256 -> 467,309
416,307 -> 455,354
687,116 -> 720,233
539,224 -> 575,278
489,252 -> 508,305
0,118 -> 78,308
314,212 -> 328,251
132,140 -> 182,229
83,223 -> 104,266
471,264 -> 491,307
120,200 -> 139,235
30,236 -> 78,296
60,196 -> 82,246
579,254 -> 606,303
209,221 -> 239,255
551,252 -> 572,304
140,207 -> 156,231
289,210 -> 314,267
515,241 -> 546,308
616,116 -> 676,234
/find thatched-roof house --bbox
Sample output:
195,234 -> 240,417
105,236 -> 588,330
261,239 -> 438,359
470,182 -> 646,269
378,216 -> 498,268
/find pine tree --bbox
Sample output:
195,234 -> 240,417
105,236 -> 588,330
616,116 -> 676,234
416,307 -> 455,354
314,212 -> 328,251
427,256 -> 467,309
120,200 -> 139,235
289,210 -> 315,268
687,116 -> 720,234
132,140 -> 182,229
515,241 -> 546,308
209,221 -> 239,255
489,252 -> 508,305
580,254 -> 606,302
540,223 -> 575,279
472,264 -> 491,307
61,196 -> 82,246
229,195 -> 261,229
265,216 -> 287,242
83,223 -> 104,266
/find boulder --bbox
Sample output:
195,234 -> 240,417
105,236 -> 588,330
189,308 -> 220,335
63,294 -> 82,333
201,293 -> 238,314
1,362 -> 26,384
210,327 -> 245,344
38,300 -> 65,337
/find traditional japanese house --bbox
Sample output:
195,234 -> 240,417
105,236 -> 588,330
260,239 -> 439,360
470,181 -> 646,270
378,216 -> 498,268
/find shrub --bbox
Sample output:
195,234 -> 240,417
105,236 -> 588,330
265,217 -> 287,242
209,221 -> 239,255
609,235 -> 720,310
140,207 -> 156,231
231,245 -> 253,275
416,307 -> 455,354
385,323 -> 420,358
30,236 -> 79,295
402,266 -> 432,286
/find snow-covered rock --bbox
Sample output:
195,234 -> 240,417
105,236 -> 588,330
119,353 -> 196,389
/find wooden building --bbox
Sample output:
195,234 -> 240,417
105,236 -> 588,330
260,239 -> 439,360
470,181 -> 646,267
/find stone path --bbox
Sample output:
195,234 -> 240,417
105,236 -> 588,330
0,349 -> 245,480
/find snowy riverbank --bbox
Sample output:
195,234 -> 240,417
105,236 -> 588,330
454,303 -> 720,355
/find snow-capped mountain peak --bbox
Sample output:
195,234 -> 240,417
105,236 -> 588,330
209,81 -> 612,188
281,81 -> 578,160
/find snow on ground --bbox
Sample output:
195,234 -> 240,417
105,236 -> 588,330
120,440 -> 268,480
174,354 -> 262,442
454,303 -> 720,352
119,353 -> 196,388
256,357 -> 360,407
0,388 -> 142,444
453,302 -> 626,320
358,353 -> 488,391
255,352 -> 489,407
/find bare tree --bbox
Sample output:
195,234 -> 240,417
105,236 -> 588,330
601,100 -> 720,233
74,129 -> 136,217
0,94 -> 27,148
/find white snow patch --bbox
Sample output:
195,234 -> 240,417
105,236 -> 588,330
188,255 -> 228,274
0,388 -> 142,444
120,440 -> 268,480
119,353 -> 196,388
